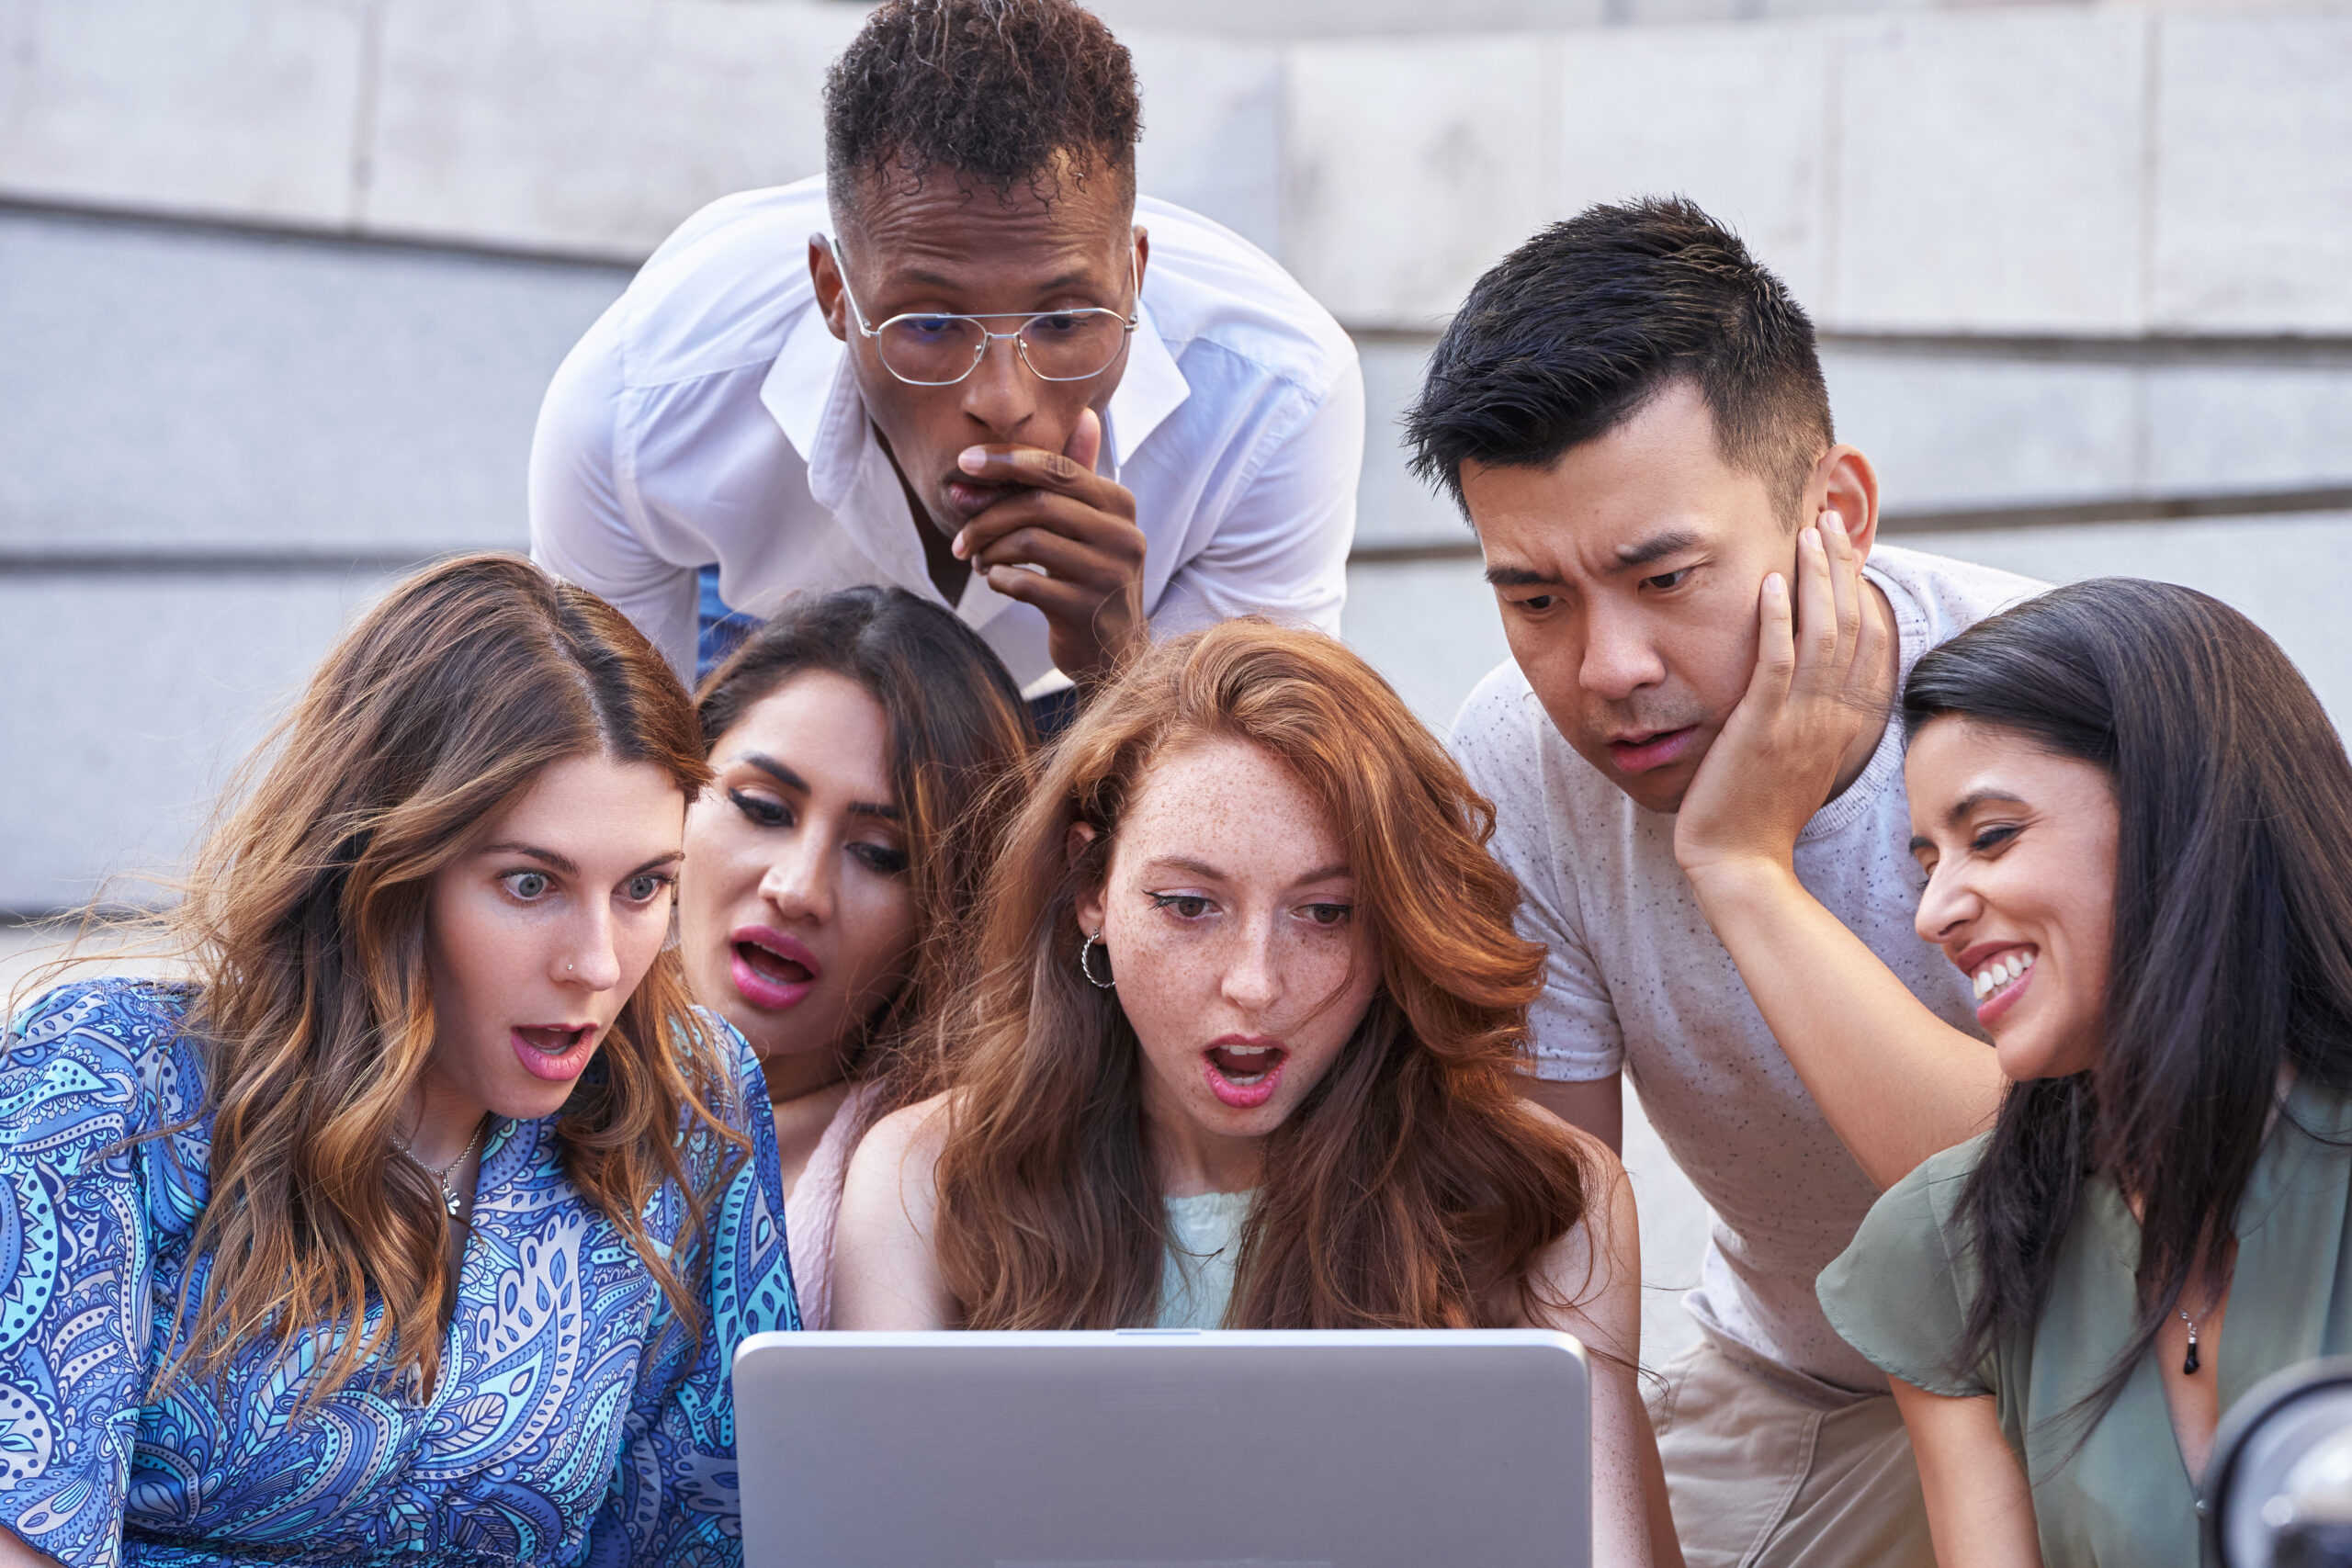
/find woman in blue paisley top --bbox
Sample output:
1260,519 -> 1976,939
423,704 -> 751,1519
0,556 -> 799,1568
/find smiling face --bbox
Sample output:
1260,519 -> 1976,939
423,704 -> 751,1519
679,670 -> 920,1100
815,164 -> 1144,539
1905,716 -> 2120,1080
1465,381 -> 1808,816
1073,736 -> 1381,1174
422,752 -> 685,1124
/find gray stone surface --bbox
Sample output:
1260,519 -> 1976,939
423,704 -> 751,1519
1282,35 -> 1555,326
364,0 -> 859,258
0,208 -> 626,552
0,0 -> 366,227
1556,24 -> 1831,311
2151,10 -> 2352,335
1830,10 -> 2149,333
0,570 -> 399,913
1126,33 -> 1286,258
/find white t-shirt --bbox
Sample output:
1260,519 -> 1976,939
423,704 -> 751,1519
1452,545 -> 2045,1391
527,176 -> 1364,689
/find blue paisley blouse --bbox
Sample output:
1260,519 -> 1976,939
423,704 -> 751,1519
0,979 -> 800,1567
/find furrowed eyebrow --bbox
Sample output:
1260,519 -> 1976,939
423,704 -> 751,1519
1484,565 -> 1561,588
1614,529 -> 1702,569
1147,856 -> 1227,881
848,801 -> 901,821
628,852 -> 684,876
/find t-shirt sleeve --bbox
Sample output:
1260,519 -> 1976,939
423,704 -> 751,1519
0,984 -> 175,1567
1450,674 -> 1626,1083
1816,1150 -> 1989,1399
584,1021 -> 799,1566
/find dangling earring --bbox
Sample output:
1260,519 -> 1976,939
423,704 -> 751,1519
1079,930 -> 1115,990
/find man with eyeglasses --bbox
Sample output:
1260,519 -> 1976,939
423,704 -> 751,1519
528,0 -> 1362,714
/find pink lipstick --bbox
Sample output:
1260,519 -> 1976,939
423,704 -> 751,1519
730,925 -> 821,1010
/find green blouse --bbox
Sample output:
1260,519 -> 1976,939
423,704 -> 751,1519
1818,1081 -> 2352,1568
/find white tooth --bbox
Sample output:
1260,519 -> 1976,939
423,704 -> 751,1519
2020,951 -> 2036,969
1974,970 -> 1994,998
1997,956 -> 2016,983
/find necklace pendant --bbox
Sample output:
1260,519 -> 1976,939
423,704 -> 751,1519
2184,1339 -> 2200,1375
443,1190 -> 463,1218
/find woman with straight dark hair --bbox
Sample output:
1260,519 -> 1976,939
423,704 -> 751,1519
678,586 -> 1035,1327
831,619 -> 1680,1568
0,554 -> 796,1567
1811,578 -> 2352,1566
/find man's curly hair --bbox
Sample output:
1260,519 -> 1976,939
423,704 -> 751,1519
825,0 -> 1141,221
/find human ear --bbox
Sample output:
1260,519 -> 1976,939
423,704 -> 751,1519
808,234 -> 849,344
1809,445 -> 1882,559
1067,823 -> 1106,934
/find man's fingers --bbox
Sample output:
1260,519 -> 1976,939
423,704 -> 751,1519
956,491 -> 1144,568
1792,525 -> 1842,688
1747,570 -> 1796,709
1821,512 -> 1864,673
954,435 -> 1125,505
970,521 -> 1136,586
1062,406 -> 1102,473
980,561 -> 1093,622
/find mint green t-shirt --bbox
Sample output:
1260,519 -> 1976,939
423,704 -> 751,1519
1156,1190 -> 1254,1329
1819,1081 -> 2352,1568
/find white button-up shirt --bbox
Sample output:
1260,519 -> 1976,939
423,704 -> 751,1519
528,177 -> 1364,691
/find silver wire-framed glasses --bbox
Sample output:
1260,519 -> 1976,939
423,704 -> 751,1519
829,238 -> 1140,387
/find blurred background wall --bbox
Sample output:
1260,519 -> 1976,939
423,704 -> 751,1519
5,0 -> 2349,1354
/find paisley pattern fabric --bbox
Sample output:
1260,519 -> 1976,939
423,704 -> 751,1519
0,980 -> 800,1567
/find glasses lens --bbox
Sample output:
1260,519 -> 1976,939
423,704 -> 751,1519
1020,310 -> 1128,381
877,315 -> 987,385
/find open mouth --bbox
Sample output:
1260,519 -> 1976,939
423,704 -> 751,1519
730,927 -> 820,1010
511,1023 -> 598,1083
1203,1041 -> 1288,1110
1970,946 -> 2037,1025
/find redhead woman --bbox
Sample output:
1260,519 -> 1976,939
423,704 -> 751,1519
0,556 -> 796,1567
833,620 -> 1681,1568
678,587 -> 1035,1327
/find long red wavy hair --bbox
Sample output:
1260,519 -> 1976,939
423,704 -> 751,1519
932,619 -> 1592,1328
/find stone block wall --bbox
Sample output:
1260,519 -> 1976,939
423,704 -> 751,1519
4,0 -> 2351,915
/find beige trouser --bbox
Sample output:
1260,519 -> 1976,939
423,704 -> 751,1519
1646,1341 -> 1936,1568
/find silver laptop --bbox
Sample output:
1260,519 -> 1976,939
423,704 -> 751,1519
733,1327 -> 1590,1568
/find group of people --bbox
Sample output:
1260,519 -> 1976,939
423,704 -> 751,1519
6,1 -> 2349,1565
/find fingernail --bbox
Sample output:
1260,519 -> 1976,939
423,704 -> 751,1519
958,448 -> 986,474
1824,512 -> 1847,537
951,532 -> 968,560
1766,573 -> 1787,597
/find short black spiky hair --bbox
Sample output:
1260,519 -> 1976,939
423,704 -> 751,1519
1407,197 -> 1833,524
824,0 -> 1141,220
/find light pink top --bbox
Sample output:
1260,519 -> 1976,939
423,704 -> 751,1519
780,1080 -> 879,1331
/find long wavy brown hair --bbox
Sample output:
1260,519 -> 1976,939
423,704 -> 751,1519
156,553 -> 736,1403
932,619 -> 1593,1329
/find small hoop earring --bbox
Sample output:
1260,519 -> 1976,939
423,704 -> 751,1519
1079,931 -> 1114,990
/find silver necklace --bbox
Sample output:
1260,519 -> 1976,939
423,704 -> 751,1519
397,1118 -> 487,1218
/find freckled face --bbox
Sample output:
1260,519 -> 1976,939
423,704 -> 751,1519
423,753 -> 685,1124
1074,737 -> 1381,1146
1906,717 -> 2120,1081
679,671 -> 919,1096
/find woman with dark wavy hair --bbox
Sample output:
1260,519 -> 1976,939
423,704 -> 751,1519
833,619 -> 1679,1568
679,586 -> 1035,1328
0,555 -> 797,1567
1815,579 -> 2352,1567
